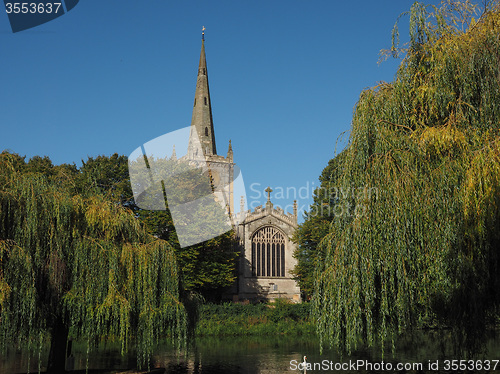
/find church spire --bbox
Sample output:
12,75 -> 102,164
188,27 -> 217,158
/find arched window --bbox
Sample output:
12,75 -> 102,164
204,97 -> 208,105
251,226 -> 286,277
205,127 -> 209,136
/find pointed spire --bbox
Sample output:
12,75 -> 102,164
293,200 -> 298,223
171,145 -> 177,160
198,37 -> 207,77
188,27 -> 217,158
227,139 -> 233,160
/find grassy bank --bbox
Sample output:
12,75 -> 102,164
195,300 -> 316,336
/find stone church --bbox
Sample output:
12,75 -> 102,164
185,31 -> 301,303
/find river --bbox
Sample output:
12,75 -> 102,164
3,332 -> 500,373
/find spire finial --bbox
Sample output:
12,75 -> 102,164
265,186 -> 273,202
202,26 -> 205,40
227,139 -> 233,160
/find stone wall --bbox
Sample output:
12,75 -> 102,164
236,201 -> 301,302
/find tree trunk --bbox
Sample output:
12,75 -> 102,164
46,317 -> 69,373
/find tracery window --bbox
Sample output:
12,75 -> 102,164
251,226 -> 286,277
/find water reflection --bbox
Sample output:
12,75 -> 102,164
158,336 -> 307,374
156,332 -> 500,374
2,331 -> 500,373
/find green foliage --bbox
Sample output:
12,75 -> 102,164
195,301 -> 314,336
0,153 -> 186,371
176,232 -> 238,298
26,155 -> 54,176
292,152 -> 346,300
59,152 -> 239,298
78,153 -> 133,205
0,149 -> 239,371
267,298 -> 311,323
312,0 -> 500,354
0,151 -> 80,194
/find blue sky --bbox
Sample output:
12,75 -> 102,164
0,1 -> 440,220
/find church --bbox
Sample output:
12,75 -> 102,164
185,30 -> 301,303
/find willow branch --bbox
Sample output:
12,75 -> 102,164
377,119 -> 414,132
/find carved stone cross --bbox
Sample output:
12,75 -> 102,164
265,186 -> 273,202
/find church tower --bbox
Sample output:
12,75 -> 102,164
182,30 -> 300,302
188,28 -> 217,158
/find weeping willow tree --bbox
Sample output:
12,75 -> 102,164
0,152 -> 186,373
312,0 -> 500,354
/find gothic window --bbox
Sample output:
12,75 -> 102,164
251,226 -> 286,277
205,127 -> 209,136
